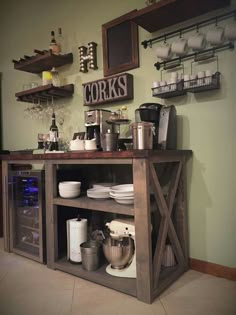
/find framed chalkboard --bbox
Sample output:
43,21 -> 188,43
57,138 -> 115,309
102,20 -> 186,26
102,10 -> 139,77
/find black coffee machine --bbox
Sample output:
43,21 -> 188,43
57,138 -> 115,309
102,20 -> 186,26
135,103 -> 177,149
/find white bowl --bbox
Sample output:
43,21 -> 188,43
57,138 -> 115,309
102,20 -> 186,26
59,190 -> 81,198
59,181 -> 81,186
59,188 -> 80,194
59,181 -> 81,189
111,184 -> 133,192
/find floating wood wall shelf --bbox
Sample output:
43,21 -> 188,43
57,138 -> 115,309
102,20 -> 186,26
15,84 -> 74,103
131,0 -> 231,33
12,50 -> 73,74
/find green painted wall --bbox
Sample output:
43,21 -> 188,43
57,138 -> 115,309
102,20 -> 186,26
0,0 -> 235,268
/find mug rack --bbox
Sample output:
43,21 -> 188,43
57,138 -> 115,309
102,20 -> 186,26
152,53 -> 221,98
154,42 -> 234,71
152,80 -> 186,99
183,54 -> 220,93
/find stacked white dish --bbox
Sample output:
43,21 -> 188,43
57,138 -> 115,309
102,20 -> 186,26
92,182 -> 117,189
59,181 -> 81,198
109,184 -> 134,204
87,187 -> 111,200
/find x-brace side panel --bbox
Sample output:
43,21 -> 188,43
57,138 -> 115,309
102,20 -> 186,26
150,160 -> 187,290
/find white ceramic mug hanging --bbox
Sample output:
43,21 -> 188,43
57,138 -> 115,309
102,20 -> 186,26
206,26 -> 224,45
156,42 -> 172,60
224,21 -> 236,40
187,32 -> 206,51
171,37 -> 188,56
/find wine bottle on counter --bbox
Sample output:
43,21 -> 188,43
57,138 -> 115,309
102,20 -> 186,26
48,111 -> 59,151
49,30 -> 60,55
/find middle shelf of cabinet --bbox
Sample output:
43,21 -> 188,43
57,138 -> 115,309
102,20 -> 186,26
54,196 -> 134,216
15,84 -> 74,103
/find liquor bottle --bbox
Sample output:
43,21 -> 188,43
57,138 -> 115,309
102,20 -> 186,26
49,111 -> 59,151
57,27 -> 64,54
49,30 -> 60,55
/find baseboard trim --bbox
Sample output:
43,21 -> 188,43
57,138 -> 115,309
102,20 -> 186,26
189,258 -> 236,281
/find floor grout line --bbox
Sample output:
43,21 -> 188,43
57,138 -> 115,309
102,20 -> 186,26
0,271 -> 8,283
159,297 -> 168,315
69,277 -> 76,315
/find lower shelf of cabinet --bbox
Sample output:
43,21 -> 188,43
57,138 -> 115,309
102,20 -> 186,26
54,256 -> 137,297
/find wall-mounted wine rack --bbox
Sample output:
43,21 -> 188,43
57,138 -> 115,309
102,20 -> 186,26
13,49 -> 74,104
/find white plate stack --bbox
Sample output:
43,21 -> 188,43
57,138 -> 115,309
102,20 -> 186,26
87,187 -> 111,200
92,182 -> 117,189
109,184 -> 134,204
59,181 -> 81,198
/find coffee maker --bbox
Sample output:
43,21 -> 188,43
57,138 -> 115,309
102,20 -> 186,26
84,109 -> 111,150
135,103 -> 177,149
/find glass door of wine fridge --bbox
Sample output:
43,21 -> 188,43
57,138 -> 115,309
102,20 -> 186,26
9,170 -> 46,263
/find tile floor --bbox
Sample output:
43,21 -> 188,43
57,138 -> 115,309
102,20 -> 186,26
0,238 -> 235,315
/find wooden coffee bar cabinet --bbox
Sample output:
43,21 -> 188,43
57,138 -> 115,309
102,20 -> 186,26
1,149 -> 192,304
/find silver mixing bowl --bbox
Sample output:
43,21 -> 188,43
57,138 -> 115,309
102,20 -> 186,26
103,237 -> 134,270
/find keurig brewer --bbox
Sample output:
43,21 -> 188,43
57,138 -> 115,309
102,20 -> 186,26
84,109 -> 111,150
135,103 -> 177,149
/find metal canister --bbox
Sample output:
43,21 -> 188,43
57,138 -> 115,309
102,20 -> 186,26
103,129 -> 119,151
131,122 -> 155,150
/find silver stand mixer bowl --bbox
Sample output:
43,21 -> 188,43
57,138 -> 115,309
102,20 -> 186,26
103,237 -> 134,270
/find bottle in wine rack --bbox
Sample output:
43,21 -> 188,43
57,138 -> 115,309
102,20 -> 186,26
49,30 -> 60,55
57,27 -> 64,54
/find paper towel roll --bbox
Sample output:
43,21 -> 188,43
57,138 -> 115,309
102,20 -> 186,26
67,218 -> 87,263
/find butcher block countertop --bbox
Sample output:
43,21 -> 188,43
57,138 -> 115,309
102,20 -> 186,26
0,149 -> 192,161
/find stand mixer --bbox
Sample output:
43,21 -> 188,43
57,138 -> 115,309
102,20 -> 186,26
103,219 -> 136,278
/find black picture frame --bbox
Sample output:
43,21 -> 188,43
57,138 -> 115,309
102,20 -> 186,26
102,10 -> 139,77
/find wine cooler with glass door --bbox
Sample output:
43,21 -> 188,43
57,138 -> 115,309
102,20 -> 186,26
8,170 -> 46,263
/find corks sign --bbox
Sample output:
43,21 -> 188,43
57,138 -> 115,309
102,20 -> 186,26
83,73 -> 133,106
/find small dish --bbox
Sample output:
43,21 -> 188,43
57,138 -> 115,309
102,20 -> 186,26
114,198 -> 134,205
93,182 -> 117,188
110,190 -> 133,196
109,192 -> 134,198
87,193 -> 110,200
111,184 -> 133,191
